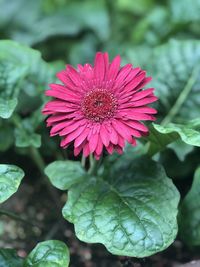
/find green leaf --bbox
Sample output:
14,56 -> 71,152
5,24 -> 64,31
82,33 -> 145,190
0,164 -> 24,203
179,167 -> 200,246
0,40 -> 54,118
169,0 -> 200,23
0,249 -> 23,267
147,124 -> 178,157
0,60 -> 27,118
153,120 -> 200,147
14,111 -> 43,148
151,40 -> 200,122
45,161 -> 86,190
63,157 -> 180,257
25,240 -> 70,267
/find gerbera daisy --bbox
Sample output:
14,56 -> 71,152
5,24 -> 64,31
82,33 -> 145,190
42,52 -> 157,159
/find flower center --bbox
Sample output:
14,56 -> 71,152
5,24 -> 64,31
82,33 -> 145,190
82,89 -> 117,122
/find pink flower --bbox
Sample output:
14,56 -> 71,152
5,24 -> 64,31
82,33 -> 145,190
42,52 -> 157,159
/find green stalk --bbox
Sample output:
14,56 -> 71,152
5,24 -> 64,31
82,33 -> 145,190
0,209 -> 43,228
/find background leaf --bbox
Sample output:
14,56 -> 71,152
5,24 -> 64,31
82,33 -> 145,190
63,157 -> 180,257
179,167 -> 200,246
25,240 -> 70,267
0,249 -> 23,267
169,0 -> 200,23
150,40 -> 200,122
45,160 -> 86,190
0,164 -> 24,203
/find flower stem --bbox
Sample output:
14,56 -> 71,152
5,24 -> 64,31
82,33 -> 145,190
88,154 -> 98,176
29,147 -> 62,211
0,209 -> 43,228
29,146 -> 45,174
81,154 -> 86,168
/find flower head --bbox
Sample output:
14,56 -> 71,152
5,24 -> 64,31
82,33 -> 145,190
42,52 -> 157,159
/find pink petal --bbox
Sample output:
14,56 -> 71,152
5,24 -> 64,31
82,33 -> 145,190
74,127 -> 90,147
134,77 -> 152,91
60,124 -> 86,147
124,121 -> 148,133
106,143 -> 114,154
114,64 -> 132,89
108,126 -> 118,145
59,120 -> 84,136
83,142 -> 90,157
50,121 -> 69,136
100,124 -> 110,147
121,71 -> 146,94
95,138 -> 103,155
89,133 -> 99,153
112,120 -> 132,143
94,52 -> 105,81
107,55 -> 121,81
66,65 -> 82,86
132,96 -> 158,107
130,88 -> 155,101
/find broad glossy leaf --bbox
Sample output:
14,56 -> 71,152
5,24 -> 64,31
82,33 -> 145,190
0,249 -> 23,267
63,158 -> 180,257
0,164 -> 24,203
151,40 -> 200,122
45,161 -> 86,190
25,240 -> 70,267
179,167 -> 200,246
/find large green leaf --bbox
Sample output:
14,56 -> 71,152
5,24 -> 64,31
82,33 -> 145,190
0,249 -> 23,267
25,240 -> 70,267
0,164 -> 24,203
151,40 -> 200,122
63,157 -> 180,257
45,160 -> 86,190
169,0 -> 200,23
179,167 -> 200,246
0,40 -> 54,118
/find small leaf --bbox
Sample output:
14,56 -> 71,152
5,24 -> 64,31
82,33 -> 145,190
147,124 -> 178,156
153,120 -> 200,147
179,167 -> 200,246
25,240 -> 70,267
63,157 -> 180,257
0,249 -> 23,267
45,161 -> 86,190
0,164 -> 24,203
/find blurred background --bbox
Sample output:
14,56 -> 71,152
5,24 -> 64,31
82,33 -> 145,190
1,0 -> 200,65
0,0 -> 200,266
